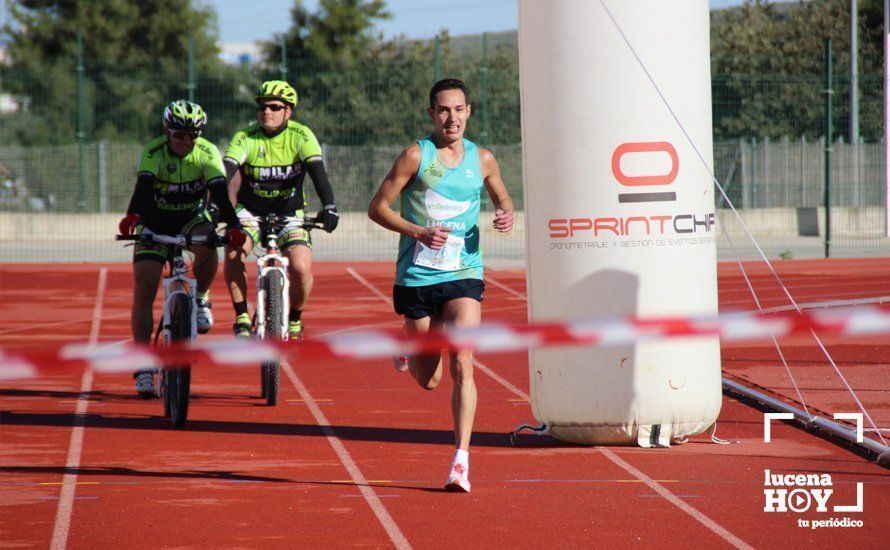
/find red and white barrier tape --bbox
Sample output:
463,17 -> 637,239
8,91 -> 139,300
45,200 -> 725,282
2,306 -> 889,380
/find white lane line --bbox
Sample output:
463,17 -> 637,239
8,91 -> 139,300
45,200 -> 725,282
351,264 -> 749,548
88,269 -> 108,345
484,274 -> 527,300
486,269 -> 748,547
494,360 -> 750,549
473,359 -> 529,402
317,319 -> 403,338
0,313 -> 129,336
597,448 -> 752,550
756,295 -> 890,314
280,361 -> 410,550
50,267 -> 106,550
346,267 -> 392,304
346,267 -> 527,400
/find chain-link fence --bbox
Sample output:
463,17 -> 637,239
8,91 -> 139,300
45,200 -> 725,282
1,31 -> 887,261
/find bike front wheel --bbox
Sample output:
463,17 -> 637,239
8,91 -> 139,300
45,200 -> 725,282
165,293 -> 193,427
262,270 -> 284,406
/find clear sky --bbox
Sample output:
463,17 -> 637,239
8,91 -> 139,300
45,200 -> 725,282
207,0 -> 753,44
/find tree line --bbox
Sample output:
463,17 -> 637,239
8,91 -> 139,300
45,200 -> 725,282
1,0 -> 884,147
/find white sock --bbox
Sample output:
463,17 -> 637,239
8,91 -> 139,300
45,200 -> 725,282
453,449 -> 469,469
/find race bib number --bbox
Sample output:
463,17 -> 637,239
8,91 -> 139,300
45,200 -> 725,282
413,235 -> 464,271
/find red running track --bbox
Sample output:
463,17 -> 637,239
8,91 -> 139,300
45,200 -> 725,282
719,258 -> 890,435
1,260 -> 888,548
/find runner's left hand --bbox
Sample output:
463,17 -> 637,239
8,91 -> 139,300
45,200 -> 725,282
493,209 -> 514,233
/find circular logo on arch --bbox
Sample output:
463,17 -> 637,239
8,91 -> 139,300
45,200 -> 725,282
612,141 -> 678,203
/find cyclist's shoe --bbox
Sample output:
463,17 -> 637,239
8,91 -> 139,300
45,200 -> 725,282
196,299 -> 213,334
233,313 -> 251,338
288,320 -> 304,341
233,322 -> 251,338
392,355 -> 410,373
445,461 -> 471,493
133,369 -> 156,399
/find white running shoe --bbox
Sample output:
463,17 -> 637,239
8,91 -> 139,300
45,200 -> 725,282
391,355 -> 409,373
134,370 -> 155,399
444,462 -> 471,493
196,299 -> 213,334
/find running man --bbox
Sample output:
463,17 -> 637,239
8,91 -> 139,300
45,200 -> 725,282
368,78 -> 514,492
223,80 -> 339,339
119,99 -> 245,397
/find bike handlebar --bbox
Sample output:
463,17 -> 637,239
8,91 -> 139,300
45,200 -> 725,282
238,213 -> 324,230
116,231 -> 225,247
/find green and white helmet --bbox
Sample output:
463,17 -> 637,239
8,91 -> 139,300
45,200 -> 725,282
163,100 -> 207,132
255,80 -> 298,108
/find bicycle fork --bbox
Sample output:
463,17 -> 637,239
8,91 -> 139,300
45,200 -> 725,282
159,275 -> 196,396
255,257 -> 290,340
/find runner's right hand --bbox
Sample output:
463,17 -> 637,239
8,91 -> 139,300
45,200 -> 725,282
419,225 -> 452,250
118,213 -> 140,235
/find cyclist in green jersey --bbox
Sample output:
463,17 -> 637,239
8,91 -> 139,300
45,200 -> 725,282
223,80 -> 339,339
119,100 -> 246,397
368,78 -> 514,492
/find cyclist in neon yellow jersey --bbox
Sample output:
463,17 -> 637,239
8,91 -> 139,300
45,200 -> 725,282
223,80 -> 339,339
119,99 -> 246,397
368,78 -> 514,493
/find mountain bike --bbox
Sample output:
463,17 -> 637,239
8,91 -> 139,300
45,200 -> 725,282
118,229 -> 223,427
244,213 -> 322,405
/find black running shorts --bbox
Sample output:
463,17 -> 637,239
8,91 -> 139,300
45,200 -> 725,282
392,279 -> 485,320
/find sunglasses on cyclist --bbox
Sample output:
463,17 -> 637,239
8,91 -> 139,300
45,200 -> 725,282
170,130 -> 200,141
257,103 -> 287,112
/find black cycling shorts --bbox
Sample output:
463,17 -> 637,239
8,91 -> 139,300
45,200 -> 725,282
133,211 -> 214,264
392,279 -> 485,320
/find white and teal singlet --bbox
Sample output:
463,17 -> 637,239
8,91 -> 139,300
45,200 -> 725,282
396,136 -> 484,286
